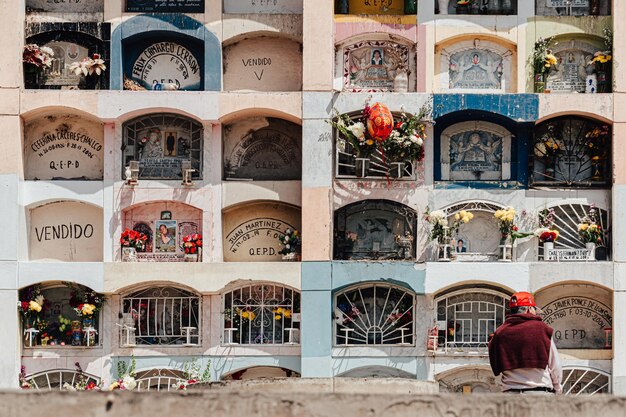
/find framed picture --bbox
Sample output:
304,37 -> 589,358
155,220 -> 177,253
160,211 -> 172,220
164,131 -> 177,157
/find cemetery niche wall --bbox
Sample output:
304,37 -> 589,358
29,201 -> 103,262
223,0 -> 303,14
535,0 -> 610,16
439,38 -> 514,93
123,35 -> 204,91
535,284 -> 612,349
126,0 -> 204,13
223,117 -> 301,181
435,0 -> 517,15
26,0 -> 103,13
24,113 -> 104,181
532,116 -> 611,187
122,202 -> 202,262
223,36 -> 302,92
122,113 -> 203,180
223,201 -> 301,262
340,37 -> 415,92
333,200 -> 417,261
24,23 -> 110,90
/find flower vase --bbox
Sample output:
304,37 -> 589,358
404,0 -> 417,14
122,247 -> 138,262
586,242 -> 596,261
456,4 -> 470,14
544,163 -> 555,180
437,240 -> 452,262
393,71 -> 409,92
82,74 -> 101,90
23,64 -> 43,89
534,73 -> 546,93
82,316 -> 96,346
589,0 -> 600,15
71,321 -> 82,346
591,156 -> 603,181
596,67 -> 611,93
389,162 -> 405,178
184,252 -> 199,262
585,73 -> 598,94
543,241 -> 554,261
438,0 -> 449,14
282,252 -> 300,262
499,236 -> 512,262
354,157 -> 370,178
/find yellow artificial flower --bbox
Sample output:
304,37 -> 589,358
82,304 -> 95,315
455,213 -> 461,221
590,224 -> 598,230
275,315 -> 282,320
579,223 -> 588,231
109,381 -> 120,391
365,139 -> 374,146
29,301 -> 42,312
283,310 -> 292,319
242,311 -> 249,319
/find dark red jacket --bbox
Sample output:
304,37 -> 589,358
488,313 -> 553,376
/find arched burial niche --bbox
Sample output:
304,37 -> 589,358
223,117 -> 301,180
24,113 -> 104,180
29,201 -> 103,262
123,33 -> 203,91
532,116 -> 611,187
535,284 -> 612,349
334,283 -> 415,346
121,285 -> 201,346
24,369 -> 100,390
434,285 -> 510,354
122,113 -> 203,180
337,366 -> 415,379
536,0 -> 610,16
122,201 -> 202,261
437,367 -> 499,393
334,200 -> 417,261
19,283 -> 104,348
223,36 -> 302,92
135,369 -> 187,391
438,121 -> 512,182
439,38 -> 515,93
222,367 -> 300,380
538,203 -> 610,260
338,36 -> 415,92
222,283 -> 301,345
223,201 -> 301,262
223,0 -> 302,13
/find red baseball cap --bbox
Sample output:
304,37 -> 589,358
509,292 -> 542,313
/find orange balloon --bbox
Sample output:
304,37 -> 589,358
367,102 -> 394,142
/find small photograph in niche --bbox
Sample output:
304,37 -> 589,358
371,49 -> 384,65
155,220 -> 177,253
177,136 -> 190,158
164,131 -> 177,157
454,238 -> 469,253
160,211 -> 172,220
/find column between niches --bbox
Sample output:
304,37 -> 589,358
103,122 -> 116,262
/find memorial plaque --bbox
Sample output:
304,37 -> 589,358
224,118 -> 301,180
223,202 -> 301,262
223,0 -> 303,13
546,44 -> 596,93
126,0 -> 204,13
343,40 -> 410,92
546,248 -> 593,261
42,41 -> 89,88
547,0 -> 588,7
537,287 -> 612,349
131,42 -> 202,91
25,115 -> 104,180
449,130 -> 503,180
27,0 -> 103,13
123,114 -> 203,180
449,49 -> 504,90
223,37 -> 302,92
30,202 -> 103,262
347,0 -> 404,15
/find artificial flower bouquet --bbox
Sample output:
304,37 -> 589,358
535,228 -> 559,243
120,228 -> 148,250
23,44 -> 54,69
18,285 -> 44,324
278,228 -> 301,255
424,209 -> 450,244
383,107 -> 428,162
182,233 -> 203,254
109,357 -> 137,391
578,208 -> 603,244
69,53 -> 107,77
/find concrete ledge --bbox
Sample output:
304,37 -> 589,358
1,391 -> 624,416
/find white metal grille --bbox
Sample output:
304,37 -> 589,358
25,369 -> 100,390
436,290 -> 508,354
121,287 -> 201,346
562,367 -> 611,395
222,284 -> 300,345
540,203 -> 610,258
335,284 -> 415,346
136,369 -> 186,391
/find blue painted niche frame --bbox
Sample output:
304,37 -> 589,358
432,94 -> 538,189
111,14 -> 221,91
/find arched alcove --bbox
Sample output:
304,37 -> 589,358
334,200 -> 417,261
223,117 -> 302,180
437,367 -> 498,393
24,368 -> 100,390
23,112 -> 104,180
222,366 -> 300,380
337,366 -> 415,379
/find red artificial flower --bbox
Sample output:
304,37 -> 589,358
86,381 -> 97,390
92,53 -> 100,60
196,240 -> 202,247
21,301 -> 29,311
513,226 -> 519,231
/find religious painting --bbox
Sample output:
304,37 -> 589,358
133,222 -> 153,253
343,40 -> 410,92
449,130 -> 503,179
448,49 -> 503,90
155,220 -> 177,253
